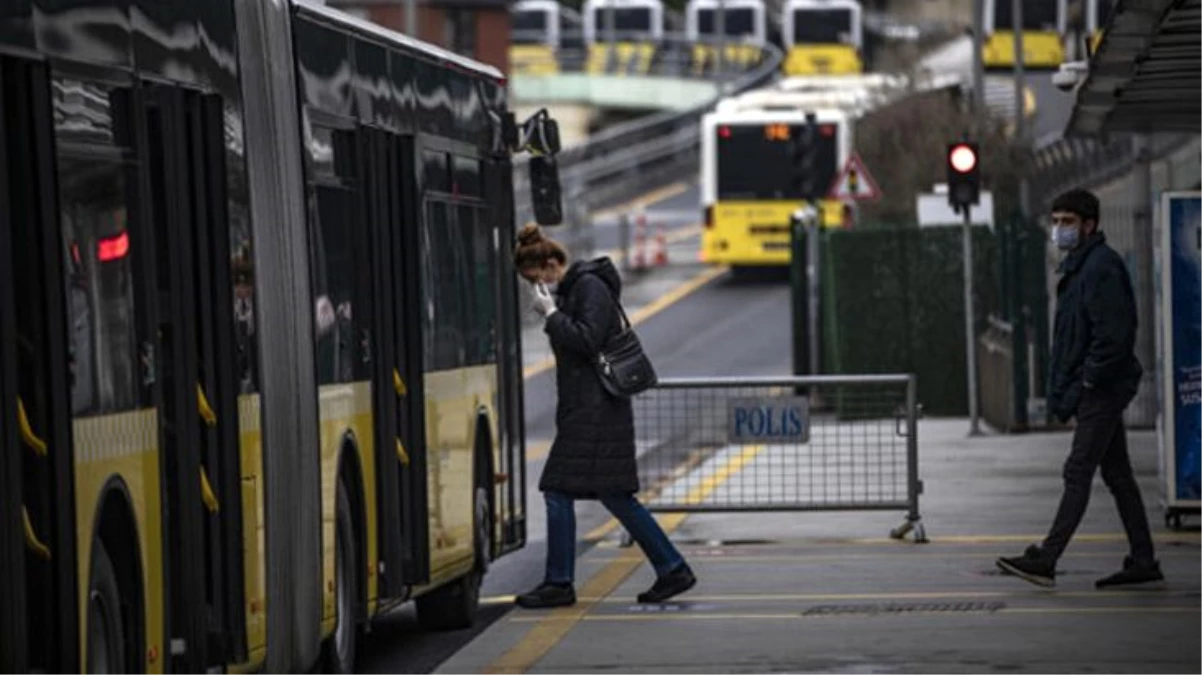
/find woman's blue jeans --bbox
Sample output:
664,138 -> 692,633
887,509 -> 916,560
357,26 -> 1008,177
544,490 -> 685,585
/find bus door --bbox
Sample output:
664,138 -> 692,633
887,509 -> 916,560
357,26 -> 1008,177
359,128 -> 430,591
486,158 -> 527,555
1,56 -> 79,673
140,84 -> 246,669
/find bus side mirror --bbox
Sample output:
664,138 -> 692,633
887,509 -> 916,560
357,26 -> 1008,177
529,155 -> 563,225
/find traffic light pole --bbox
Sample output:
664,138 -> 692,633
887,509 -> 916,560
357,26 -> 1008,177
962,206 -> 981,436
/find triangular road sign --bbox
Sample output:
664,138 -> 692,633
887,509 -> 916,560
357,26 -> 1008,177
827,152 -> 882,202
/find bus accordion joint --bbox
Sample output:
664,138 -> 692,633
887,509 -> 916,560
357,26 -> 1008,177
395,438 -> 411,467
23,506 -> 51,559
393,368 -> 407,397
16,397 -> 48,456
197,383 -> 218,427
200,467 -> 220,513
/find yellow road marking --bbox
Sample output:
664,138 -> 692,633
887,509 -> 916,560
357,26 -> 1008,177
488,587 -> 1197,605
521,264 -> 727,381
590,532 -> 1201,548
487,445 -> 764,673
590,182 -> 690,221
505,606 -> 1200,623
573,549 -> 1200,565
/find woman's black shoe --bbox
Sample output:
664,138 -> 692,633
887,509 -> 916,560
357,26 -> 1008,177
1096,557 -> 1164,588
515,582 -> 576,609
637,564 -> 697,603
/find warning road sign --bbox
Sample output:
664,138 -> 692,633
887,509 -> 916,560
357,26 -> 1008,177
827,153 -> 881,202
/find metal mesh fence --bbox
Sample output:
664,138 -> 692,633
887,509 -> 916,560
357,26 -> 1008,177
630,376 -> 924,540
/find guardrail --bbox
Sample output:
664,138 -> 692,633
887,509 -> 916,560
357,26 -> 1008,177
630,375 -> 927,543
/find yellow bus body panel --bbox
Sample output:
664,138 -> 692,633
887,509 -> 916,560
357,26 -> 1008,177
315,382 -> 377,638
983,31 -> 1064,70
509,45 -> 560,76
702,199 -> 845,266
73,409 -> 166,673
783,45 -> 862,76
229,394 -> 267,672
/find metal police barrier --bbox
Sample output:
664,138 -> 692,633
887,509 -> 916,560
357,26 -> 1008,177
631,375 -> 926,542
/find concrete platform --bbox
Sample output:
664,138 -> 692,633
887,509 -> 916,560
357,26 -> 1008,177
440,420 -> 1201,674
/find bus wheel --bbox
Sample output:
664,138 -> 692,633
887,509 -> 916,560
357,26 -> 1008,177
323,480 -> 358,673
416,487 -> 488,631
86,540 -> 126,674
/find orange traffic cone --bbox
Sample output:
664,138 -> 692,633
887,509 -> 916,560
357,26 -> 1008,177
632,211 -> 647,269
653,224 -> 668,266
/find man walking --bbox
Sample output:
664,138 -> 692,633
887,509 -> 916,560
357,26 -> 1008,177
997,189 -> 1163,588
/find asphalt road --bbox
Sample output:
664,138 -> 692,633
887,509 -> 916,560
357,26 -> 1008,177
356,237 -> 794,675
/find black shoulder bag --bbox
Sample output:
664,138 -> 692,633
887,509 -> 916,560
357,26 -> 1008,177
595,296 -> 657,398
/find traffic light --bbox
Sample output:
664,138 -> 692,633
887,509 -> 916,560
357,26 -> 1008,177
946,142 -> 980,210
791,112 -> 818,201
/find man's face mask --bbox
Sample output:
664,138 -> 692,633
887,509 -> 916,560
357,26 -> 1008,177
1051,211 -> 1086,251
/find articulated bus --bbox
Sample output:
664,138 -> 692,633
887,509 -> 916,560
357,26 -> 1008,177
782,0 -> 864,76
982,0 -> 1067,70
0,1 -> 534,672
700,105 -> 851,267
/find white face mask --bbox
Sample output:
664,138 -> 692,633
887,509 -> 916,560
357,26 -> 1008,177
1052,225 -> 1080,251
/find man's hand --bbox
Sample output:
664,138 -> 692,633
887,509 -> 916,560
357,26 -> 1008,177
532,282 -> 557,318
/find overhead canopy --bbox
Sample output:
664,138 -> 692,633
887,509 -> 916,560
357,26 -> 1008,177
1067,0 -> 1201,135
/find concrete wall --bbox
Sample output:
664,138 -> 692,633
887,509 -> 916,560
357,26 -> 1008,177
510,74 -> 718,112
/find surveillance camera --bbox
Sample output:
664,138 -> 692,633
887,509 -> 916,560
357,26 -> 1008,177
1052,61 -> 1088,92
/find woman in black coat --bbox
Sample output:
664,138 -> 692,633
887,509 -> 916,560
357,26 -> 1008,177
512,224 -> 695,608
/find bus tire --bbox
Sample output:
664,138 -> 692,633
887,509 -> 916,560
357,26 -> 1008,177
415,487 -> 487,631
86,539 -> 126,674
322,479 -> 358,674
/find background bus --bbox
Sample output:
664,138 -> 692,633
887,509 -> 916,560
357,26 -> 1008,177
982,0 -> 1067,70
686,0 -> 773,74
510,0 -> 586,75
782,0 -> 865,76
700,107 -> 851,267
0,1 -> 535,672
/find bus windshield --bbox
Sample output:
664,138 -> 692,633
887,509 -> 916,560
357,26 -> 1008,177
697,8 -> 757,37
716,124 -> 838,201
593,8 -> 654,34
993,0 -> 1059,31
512,10 -> 548,32
791,9 -> 854,45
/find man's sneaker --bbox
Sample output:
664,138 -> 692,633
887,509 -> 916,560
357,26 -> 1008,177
515,582 -> 576,609
996,545 -> 1056,587
1096,557 -> 1164,589
637,564 -> 697,603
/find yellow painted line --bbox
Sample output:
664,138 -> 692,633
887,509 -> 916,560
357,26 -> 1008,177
487,445 -> 764,673
506,606 -> 1200,623
588,532 -> 1201,547
575,549 -> 1201,565
521,264 -> 727,381
488,588 -> 1196,606
590,182 -> 690,221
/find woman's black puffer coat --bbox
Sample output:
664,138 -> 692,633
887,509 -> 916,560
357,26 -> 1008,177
539,257 -> 639,497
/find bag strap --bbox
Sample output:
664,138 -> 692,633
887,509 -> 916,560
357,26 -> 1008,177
595,276 -> 631,331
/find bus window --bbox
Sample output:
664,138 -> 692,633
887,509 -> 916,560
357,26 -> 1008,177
513,8 -> 549,43
593,8 -> 653,34
422,200 -> 469,371
698,8 -> 757,37
53,79 -> 140,417
792,9 -> 853,44
994,0 -> 1059,31
309,126 -> 359,386
715,124 -> 838,201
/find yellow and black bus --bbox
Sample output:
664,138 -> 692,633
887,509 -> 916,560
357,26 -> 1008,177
1,1 -> 534,672
782,0 -> 864,76
982,0 -> 1067,70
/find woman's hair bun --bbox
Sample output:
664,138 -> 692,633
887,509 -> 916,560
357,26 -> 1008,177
517,223 -> 543,247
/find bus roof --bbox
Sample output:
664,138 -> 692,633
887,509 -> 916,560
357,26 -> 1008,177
295,0 -> 505,82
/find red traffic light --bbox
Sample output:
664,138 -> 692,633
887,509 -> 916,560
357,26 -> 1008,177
949,144 -> 977,173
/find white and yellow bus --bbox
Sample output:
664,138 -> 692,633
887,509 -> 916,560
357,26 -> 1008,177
700,103 -> 851,267
982,0 -> 1067,70
782,0 -> 864,76
1,1 -> 536,672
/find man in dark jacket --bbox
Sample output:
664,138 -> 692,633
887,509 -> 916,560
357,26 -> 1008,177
997,189 -> 1163,588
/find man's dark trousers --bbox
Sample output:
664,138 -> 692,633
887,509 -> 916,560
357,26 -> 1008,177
1042,387 -> 1156,564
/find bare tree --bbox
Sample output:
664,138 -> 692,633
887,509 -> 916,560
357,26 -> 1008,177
854,88 -> 1030,227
